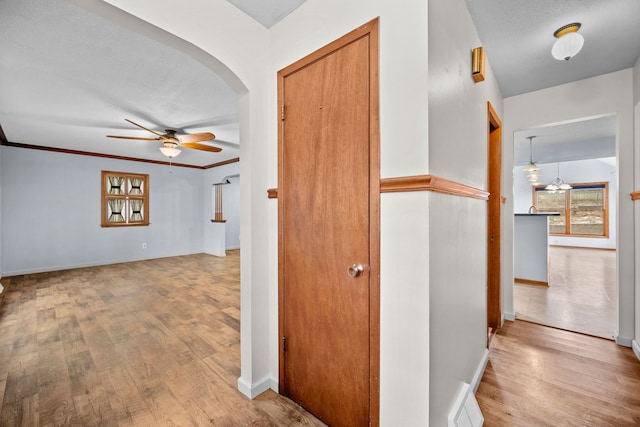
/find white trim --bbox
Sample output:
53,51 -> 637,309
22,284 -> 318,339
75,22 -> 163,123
632,340 -> 640,362
448,382 -> 484,427
205,249 -> 227,257
615,334 -> 632,347
470,349 -> 489,393
237,375 -> 277,399
503,312 -> 516,321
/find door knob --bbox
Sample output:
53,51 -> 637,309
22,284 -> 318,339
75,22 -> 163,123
347,263 -> 365,278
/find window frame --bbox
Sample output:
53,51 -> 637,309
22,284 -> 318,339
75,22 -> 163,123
533,181 -> 609,238
101,170 -> 150,227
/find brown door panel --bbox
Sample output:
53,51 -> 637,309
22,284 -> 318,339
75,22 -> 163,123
278,23 -> 378,427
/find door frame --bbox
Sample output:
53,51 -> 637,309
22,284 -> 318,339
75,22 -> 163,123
487,101 -> 503,338
276,18 -> 381,424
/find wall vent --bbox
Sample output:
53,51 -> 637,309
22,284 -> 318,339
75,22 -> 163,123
448,383 -> 484,427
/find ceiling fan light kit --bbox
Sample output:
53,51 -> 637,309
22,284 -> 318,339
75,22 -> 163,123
159,143 -> 181,158
551,23 -> 584,61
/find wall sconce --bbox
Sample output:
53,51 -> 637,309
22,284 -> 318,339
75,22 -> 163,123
472,47 -> 485,83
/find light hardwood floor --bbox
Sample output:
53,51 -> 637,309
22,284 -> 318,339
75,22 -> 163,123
3,251 -> 638,426
0,251 -> 324,426
514,246 -> 616,339
477,319 -> 640,426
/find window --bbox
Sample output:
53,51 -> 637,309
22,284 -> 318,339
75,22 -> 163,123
101,171 -> 149,227
533,182 -> 608,237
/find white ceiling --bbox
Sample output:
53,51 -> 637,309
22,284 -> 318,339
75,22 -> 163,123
0,0 -> 639,167
513,115 -> 616,166
465,0 -> 639,166
226,0 -> 307,28
465,0 -> 640,98
0,0 -> 240,167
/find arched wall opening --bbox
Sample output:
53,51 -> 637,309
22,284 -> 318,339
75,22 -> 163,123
74,0 -> 264,396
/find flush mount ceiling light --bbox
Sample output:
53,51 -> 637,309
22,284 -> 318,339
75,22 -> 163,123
546,163 -> 572,191
159,141 -> 181,158
523,136 -> 540,185
552,23 -> 584,61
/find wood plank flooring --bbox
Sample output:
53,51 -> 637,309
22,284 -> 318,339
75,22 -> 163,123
514,246 -> 616,339
477,320 -> 640,426
3,251 -> 638,425
0,251 -> 324,426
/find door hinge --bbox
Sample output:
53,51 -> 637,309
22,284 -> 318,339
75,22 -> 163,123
282,336 -> 287,352
281,104 -> 285,121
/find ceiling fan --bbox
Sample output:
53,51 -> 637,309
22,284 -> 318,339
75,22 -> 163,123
107,118 -> 221,158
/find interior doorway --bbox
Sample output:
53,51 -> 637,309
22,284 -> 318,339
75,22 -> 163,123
512,116 -> 618,339
515,246 -> 616,338
487,102 -> 503,343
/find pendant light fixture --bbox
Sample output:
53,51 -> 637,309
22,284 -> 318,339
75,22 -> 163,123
552,23 -> 584,61
523,136 -> 540,185
546,163 -> 572,191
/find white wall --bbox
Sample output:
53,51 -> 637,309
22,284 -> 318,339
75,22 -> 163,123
1,146 -> 206,275
428,0 -> 503,424
514,158 -> 617,249
633,57 -> 640,358
270,2 -> 431,424
503,70 -> 635,344
634,56 -> 640,105
0,145 -> 2,279
203,162 -> 241,256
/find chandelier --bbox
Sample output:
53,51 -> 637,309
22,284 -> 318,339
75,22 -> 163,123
546,163 -> 572,191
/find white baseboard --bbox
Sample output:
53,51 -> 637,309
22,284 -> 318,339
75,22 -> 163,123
205,250 -> 226,257
503,312 -> 516,321
2,251 -> 202,277
471,349 -> 489,393
632,340 -> 640,362
615,334 -> 633,348
237,375 -> 278,399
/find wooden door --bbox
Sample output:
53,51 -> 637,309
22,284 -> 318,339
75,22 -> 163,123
487,102 -> 503,337
277,20 -> 379,427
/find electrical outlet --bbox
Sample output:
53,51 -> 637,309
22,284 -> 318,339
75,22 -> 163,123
142,243 -> 147,249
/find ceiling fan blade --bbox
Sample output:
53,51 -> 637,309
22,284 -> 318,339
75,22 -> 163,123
179,132 -> 215,143
125,118 -> 163,137
107,135 -> 160,141
180,141 -> 222,152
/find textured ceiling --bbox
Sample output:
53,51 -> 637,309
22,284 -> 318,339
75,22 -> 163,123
0,0 -> 638,168
226,0 -> 307,28
465,0 -> 640,98
465,0 -> 639,165
0,0 -> 240,167
513,116 -> 616,166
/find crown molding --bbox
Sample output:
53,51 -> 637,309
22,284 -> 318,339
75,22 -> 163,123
0,140 -> 238,170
